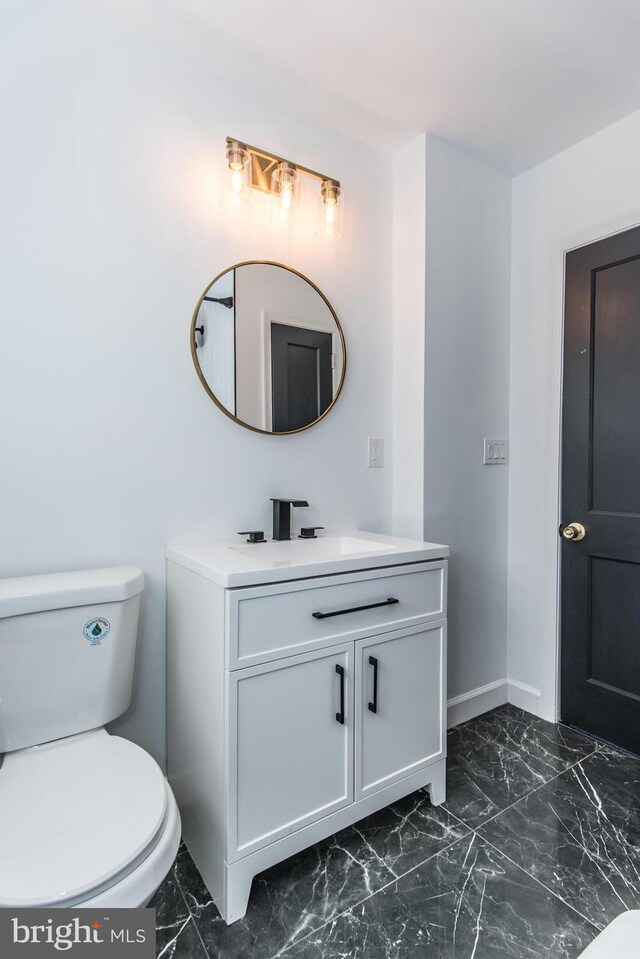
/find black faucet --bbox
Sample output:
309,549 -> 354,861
271,498 -> 309,541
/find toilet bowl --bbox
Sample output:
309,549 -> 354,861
0,730 -> 180,908
578,911 -> 640,959
0,566 -> 180,907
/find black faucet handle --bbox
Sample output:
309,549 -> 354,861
238,531 -> 266,544
299,527 -> 325,539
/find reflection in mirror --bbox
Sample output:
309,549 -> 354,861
192,263 -> 345,434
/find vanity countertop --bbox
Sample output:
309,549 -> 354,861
166,530 -> 449,588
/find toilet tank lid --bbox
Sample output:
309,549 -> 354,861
0,566 -> 144,619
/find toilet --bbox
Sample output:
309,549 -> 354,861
578,911 -> 640,958
0,566 -> 180,908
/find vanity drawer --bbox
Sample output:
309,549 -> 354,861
226,561 -> 447,669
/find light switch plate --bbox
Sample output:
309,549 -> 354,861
483,438 -> 508,465
368,437 -> 384,468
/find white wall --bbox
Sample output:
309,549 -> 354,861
508,107 -> 640,720
0,2 -> 393,766
391,135 -> 427,538
423,136 -> 512,718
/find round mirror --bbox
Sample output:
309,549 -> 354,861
191,261 -> 346,434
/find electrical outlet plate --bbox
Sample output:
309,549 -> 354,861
368,437 -> 384,468
483,438 -> 508,465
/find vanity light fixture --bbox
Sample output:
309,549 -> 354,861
224,137 -> 342,237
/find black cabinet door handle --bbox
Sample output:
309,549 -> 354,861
335,664 -> 345,725
313,597 -> 399,620
368,655 -> 378,713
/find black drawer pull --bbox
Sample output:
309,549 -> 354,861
313,597 -> 399,620
335,664 -> 345,725
368,655 -> 378,713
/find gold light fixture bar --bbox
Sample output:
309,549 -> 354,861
226,137 -> 340,194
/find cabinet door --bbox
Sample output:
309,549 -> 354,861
228,644 -> 353,860
355,621 -> 446,800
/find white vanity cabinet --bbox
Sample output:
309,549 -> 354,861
229,643 -> 354,858
355,622 -> 445,800
167,532 -> 448,924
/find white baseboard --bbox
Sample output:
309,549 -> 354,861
507,679 -> 542,715
446,679 -> 508,728
446,677 -> 544,728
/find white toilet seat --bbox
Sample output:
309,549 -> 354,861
77,786 -> 181,908
0,728 -> 180,908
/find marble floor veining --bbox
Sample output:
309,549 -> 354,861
151,704 -> 640,958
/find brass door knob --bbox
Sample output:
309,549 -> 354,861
560,522 -> 586,541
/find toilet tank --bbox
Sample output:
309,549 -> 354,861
0,566 -> 144,753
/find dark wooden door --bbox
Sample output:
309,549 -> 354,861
561,225 -> 640,754
271,323 -> 333,432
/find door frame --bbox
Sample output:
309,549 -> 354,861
540,208 -> 640,722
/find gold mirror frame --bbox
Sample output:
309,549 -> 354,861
190,260 -> 347,436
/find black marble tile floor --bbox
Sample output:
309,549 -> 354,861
150,704 -> 640,958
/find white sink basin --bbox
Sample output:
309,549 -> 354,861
167,531 -> 449,588
231,534 -> 393,562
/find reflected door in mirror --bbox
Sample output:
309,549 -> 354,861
271,323 -> 333,432
195,269 -> 236,416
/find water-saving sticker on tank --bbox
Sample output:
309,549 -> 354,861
83,617 -> 111,646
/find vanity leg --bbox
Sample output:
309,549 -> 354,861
222,860 -> 255,925
425,760 -> 447,806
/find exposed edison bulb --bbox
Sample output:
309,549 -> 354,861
224,141 -> 251,208
323,198 -> 336,226
280,179 -> 294,212
229,166 -> 244,194
318,179 -> 342,239
270,162 -> 299,223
